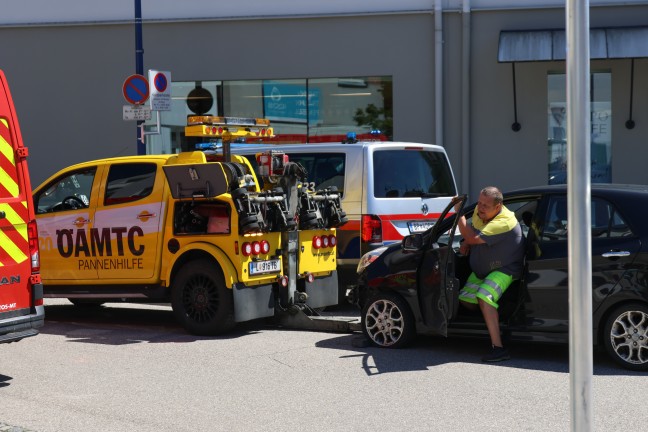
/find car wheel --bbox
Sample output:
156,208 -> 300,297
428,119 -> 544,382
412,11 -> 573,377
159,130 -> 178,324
171,259 -> 235,336
603,303 -> 648,371
361,292 -> 415,348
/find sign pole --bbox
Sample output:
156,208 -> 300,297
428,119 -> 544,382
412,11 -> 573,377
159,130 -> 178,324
566,0 -> 593,431
135,0 -> 145,155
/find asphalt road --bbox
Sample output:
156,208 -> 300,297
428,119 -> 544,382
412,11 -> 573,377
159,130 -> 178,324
1,299 -> 645,432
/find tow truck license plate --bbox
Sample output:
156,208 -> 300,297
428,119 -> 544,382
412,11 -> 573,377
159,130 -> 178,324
249,259 -> 281,275
408,221 -> 434,233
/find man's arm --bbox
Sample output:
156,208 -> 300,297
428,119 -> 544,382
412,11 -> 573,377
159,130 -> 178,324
453,198 -> 486,246
456,214 -> 486,245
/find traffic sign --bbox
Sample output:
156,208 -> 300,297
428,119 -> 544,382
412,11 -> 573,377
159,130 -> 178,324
122,74 -> 150,105
123,104 -> 152,121
148,70 -> 172,111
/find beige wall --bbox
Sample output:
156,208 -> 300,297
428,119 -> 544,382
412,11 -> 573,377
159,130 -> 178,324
1,4 -> 646,198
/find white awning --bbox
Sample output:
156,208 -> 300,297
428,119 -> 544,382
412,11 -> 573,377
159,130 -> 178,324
498,26 -> 648,62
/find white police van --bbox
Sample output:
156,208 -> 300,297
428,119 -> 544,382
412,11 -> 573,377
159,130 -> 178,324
212,136 -> 457,302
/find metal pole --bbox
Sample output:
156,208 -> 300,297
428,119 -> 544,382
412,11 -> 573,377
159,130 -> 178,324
434,0 -> 443,148
135,0 -> 145,155
566,1 -> 593,431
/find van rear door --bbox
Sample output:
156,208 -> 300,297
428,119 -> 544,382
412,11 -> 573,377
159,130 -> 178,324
0,70 -> 44,343
366,144 -> 457,245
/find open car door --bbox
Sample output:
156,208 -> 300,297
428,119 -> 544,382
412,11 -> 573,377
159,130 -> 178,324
414,195 -> 466,336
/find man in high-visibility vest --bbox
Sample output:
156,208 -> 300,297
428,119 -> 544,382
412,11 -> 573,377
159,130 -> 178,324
454,186 -> 526,362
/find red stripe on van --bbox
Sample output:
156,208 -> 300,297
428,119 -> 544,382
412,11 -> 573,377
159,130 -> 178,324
337,220 -> 361,231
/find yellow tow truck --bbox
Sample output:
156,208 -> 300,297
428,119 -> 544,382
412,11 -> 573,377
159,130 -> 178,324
34,116 -> 355,335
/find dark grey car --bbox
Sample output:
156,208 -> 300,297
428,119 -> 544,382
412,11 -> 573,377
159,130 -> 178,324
356,184 -> 648,371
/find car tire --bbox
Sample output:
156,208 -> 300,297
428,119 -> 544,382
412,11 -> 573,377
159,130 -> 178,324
171,259 -> 235,336
603,303 -> 648,371
361,292 -> 415,348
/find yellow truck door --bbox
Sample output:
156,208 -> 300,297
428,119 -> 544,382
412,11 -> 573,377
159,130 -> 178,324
93,161 -> 164,280
34,166 -> 101,281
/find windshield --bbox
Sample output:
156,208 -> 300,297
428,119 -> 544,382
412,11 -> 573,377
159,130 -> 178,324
373,149 -> 456,198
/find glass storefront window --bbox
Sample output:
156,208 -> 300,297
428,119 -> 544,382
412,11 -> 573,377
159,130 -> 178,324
144,76 -> 393,154
547,72 -> 612,184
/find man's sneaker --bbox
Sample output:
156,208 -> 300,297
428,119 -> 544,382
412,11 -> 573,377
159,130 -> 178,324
482,345 -> 510,362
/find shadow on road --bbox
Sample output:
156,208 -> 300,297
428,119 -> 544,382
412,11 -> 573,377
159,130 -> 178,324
0,374 -> 11,388
315,332 -> 641,377
40,303 -> 263,345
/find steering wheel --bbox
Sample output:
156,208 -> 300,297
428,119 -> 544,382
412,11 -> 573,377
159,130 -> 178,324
61,195 -> 86,209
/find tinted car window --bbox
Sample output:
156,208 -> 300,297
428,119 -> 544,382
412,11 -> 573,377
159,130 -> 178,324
373,149 -> 455,198
104,163 -> 157,205
541,195 -> 632,241
35,168 -> 96,213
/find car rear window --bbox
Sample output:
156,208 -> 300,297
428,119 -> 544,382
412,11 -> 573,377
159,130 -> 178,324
372,149 -> 456,198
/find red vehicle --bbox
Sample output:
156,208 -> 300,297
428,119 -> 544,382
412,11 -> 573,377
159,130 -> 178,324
0,69 -> 44,343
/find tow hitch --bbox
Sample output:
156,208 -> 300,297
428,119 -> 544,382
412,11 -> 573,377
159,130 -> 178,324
276,304 -> 361,333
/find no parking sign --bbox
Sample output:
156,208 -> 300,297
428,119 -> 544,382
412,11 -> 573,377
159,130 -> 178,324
148,70 -> 172,111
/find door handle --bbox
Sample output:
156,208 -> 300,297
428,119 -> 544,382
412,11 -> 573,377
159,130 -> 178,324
602,250 -> 631,258
137,212 -> 157,221
0,210 -> 5,219
73,218 -> 91,228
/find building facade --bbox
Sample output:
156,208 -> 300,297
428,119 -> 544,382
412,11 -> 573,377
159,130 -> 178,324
1,0 -> 647,199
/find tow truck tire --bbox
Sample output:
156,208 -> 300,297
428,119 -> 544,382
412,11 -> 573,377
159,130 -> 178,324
361,292 -> 415,349
603,303 -> 648,371
171,259 -> 235,336
231,187 -> 248,199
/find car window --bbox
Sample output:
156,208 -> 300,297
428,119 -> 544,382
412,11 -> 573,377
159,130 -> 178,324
34,168 -> 96,213
540,195 -> 632,241
449,198 -> 538,250
372,149 -> 456,198
104,163 -> 157,206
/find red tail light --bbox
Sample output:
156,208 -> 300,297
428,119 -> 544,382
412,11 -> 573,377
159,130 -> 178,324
252,241 -> 261,255
27,220 -> 40,272
260,240 -> 270,254
312,236 -> 322,249
242,242 -> 253,256
361,214 -> 382,243
322,235 -> 330,248
329,235 -> 337,247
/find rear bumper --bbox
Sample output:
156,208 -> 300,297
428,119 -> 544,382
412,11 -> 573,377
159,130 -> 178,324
0,306 -> 44,344
0,283 -> 45,344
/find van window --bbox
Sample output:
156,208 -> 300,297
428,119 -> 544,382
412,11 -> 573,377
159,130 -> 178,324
287,153 -> 345,193
104,163 -> 157,205
372,149 -> 456,198
240,153 -> 345,194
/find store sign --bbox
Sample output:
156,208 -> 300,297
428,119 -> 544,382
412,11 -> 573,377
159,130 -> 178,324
263,81 -> 319,124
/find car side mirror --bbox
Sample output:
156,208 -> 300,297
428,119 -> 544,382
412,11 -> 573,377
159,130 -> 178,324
402,233 -> 424,252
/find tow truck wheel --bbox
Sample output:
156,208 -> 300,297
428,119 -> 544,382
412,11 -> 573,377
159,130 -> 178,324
171,259 -> 235,336
361,292 -> 415,348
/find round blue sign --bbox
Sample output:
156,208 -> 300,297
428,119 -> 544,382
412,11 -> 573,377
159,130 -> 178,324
122,74 -> 150,105
153,73 -> 168,93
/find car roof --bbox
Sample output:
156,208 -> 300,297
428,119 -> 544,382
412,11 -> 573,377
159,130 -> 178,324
505,183 -> 648,198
